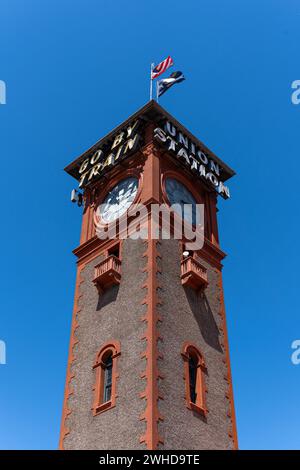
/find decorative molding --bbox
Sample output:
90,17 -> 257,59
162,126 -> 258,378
139,230 -> 164,449
92,340 -> 121,416
59,265 -> 84,449
181,342 -> 208,417
217,271 -> 239,449
73,235 -> 103,264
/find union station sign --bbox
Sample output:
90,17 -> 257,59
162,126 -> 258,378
154,122 -> 230,199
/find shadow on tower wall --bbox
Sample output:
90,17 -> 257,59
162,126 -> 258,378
96,285 -> 120,310
184,286 -> 222,353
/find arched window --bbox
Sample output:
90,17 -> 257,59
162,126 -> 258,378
181,343 -> 208,416
102,351 -> 113,403
189,354 -> 198,404
92,341 -> 120,415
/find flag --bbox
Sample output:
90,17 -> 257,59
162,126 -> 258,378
151,56 -> 174,79
157,71 -> 185,97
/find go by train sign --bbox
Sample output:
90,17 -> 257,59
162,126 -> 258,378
76,120 -> 141,189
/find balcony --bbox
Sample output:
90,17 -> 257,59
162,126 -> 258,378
93,255 -> 121,293
181,256 -> 208,291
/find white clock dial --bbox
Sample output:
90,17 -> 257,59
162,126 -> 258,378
99,177 -> 138,223
165,177 -> 197,225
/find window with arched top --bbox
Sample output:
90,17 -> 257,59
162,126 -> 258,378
92,341 -> 120,415
181,343 -> 208,416
102,351 -> 113,403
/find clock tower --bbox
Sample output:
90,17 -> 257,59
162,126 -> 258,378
59,101 -> 238,450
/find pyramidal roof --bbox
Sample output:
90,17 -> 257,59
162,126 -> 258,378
64,100 -> 235,182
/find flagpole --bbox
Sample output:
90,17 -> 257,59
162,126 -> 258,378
150,63 -> 154,101
156,80 -> 159,103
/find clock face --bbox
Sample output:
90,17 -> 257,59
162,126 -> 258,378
99,177 -> 139,223
165,177 -> 197,225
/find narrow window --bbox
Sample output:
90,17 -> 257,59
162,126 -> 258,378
92,341 -> 120,415
103,352 -> 113,403
182,343 -> 208,416
189,355 -> 197,404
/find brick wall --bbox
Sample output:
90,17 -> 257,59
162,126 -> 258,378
157,239 -> 234,449
64,239 -> 147,450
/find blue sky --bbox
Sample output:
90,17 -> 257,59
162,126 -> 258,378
0,0 -> 299,450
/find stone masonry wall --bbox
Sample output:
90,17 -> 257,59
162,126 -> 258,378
157,239 -> 234,450
64,238 -> 147,450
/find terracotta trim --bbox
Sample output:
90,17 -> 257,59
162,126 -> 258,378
141,141 -> 162,205
181,237 -> 226,270
80,190 -> 92,245
92,340 -> 121,416
74,236 -> 125,267
93,340 -> 121,362
208,192 -> 219,245
198,240 -> 225,270
217,271 -> 238,449
59,264 -> 84,449
73,235 -> 103,262
139,219 -> 164,449
181,342 -> 208,417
